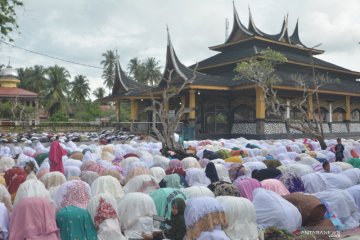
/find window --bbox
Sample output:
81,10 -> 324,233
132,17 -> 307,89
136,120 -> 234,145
314,107 -> 328,122
233,105 -> 255,122
266,106 -> 285,120
290,107 -> 307,120
333,107 -> 345,122
352,109 -> 360,122
204,102 -> 229,133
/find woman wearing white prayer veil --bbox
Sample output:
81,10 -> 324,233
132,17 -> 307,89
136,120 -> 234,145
242,161 -> 267,173
0,202 -> 9,240
150,167 -> 166,183
41,172 -> 66,190
332,161 -> 353,171
346,185 -> 360,213
215,164 -> 231,183
117,192 -> 157,239
0,146 -> 11,158
320,173 -> 353,190
288,163 -> 314,177
80,171 -> 99,186
185,196 -> 229,240
180,186 -> 215,199
123,175 -> 159,194
0,185 -> 12,212
64,165 -> 81,180
185,168 -> 211,187
87,193 -> 127,240
13,178 -> 51,207
40,171 -> 66,202
341,168 -> 360,185
217,196 -> 259,240
252,188 -> 302,233
182,157 -> 201,169
91,176 -> 124,201
196,228 -> 230,240
301,172 -> 329,194
314,189 -> 360,230
0,157 -> 15,173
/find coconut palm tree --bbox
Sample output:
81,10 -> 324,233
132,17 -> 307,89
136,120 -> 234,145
45,65 -> 71,116
29,65 -> 48,96
18,65 -> 48,96
70,75 -> 90,102
18,67 -> 32,90
143,57 -> 162,86
93,87 -> 106,99
127,57 -> 141,76
100,50 -> 117,93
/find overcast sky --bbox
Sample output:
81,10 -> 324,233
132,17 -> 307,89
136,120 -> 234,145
1,0 -> 360,98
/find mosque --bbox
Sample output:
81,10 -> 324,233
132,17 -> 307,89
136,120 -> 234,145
0,63 -> 39,125
100,4 -> 360,140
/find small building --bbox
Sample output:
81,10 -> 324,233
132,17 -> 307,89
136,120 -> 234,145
0,64 -> 39,124
101,4 -> 360,139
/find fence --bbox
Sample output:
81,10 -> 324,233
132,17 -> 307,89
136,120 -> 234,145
0,121 -> 192,138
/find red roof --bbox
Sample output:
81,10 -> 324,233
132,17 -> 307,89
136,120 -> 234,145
0,87 -> 37,97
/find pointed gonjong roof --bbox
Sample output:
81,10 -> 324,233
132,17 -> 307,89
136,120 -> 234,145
111,59 -> 151,96
224,2 -> 253,44
277,15 -> 291,44
248,10 -> 291,43
290,19 -> 306,48
210,4 -> 323,55
156,29 -> 234,89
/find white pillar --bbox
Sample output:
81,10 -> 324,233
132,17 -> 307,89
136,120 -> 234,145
328,102 -> 333,123
286,99 -> 290,119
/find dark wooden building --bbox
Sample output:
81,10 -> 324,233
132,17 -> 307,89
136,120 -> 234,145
101,4 -> 360,139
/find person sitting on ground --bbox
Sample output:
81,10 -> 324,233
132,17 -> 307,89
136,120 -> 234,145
142,198 -> 186,240
322,160 -> 330,173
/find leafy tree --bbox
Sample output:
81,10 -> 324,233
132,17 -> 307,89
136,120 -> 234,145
93,87 -> 106,99
143,57 -> 161,86
18,65 -> 48,97
70,75 -> 90,102
18,67 -> 32,89
29,65 -> 48,95
20,106 -> 36,126
133,64 -> 147,84
100,50 -> 117,93
127,57 -> 146,83
118,102 -> 131,122
0,102 -> 12,119
0,0 -> 23,42
45,65 -> 71,116
127,57 -> 162,86
234,48 -> 336,150
48,111 -> 68,122
73,102 -> 104,122
127,57 -> 141,76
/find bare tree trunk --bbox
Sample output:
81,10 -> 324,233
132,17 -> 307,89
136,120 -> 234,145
145,68 -> 197,155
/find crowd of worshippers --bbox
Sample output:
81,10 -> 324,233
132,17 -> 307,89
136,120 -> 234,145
0,136 -> 360,239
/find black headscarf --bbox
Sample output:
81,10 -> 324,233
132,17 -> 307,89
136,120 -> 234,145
205,162 -> 220,183
203,150 -> 219,160
252,168 -> 282,181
